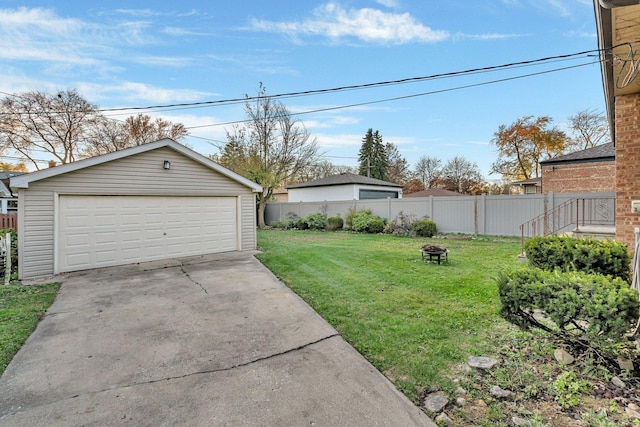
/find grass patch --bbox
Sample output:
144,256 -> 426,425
0,283 -> 60,374
256,230 -> 522,403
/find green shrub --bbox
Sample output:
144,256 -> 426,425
327,216 -> 344,231
301,212 -> 328,230
553,371 -> 591,409
525,236 -> 631,282
351,211 -> 385,233
413,219 -> 437,237
270,213 -> 299,229
383,211 -> 417,236
497,267 -> 639,343
345,208 -> 370,229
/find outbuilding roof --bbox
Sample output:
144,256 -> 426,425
10,139 -> 262,192
511,177 -> 542,186
404,188 -> 464,197
539,143 -> 615,166
287,173 -> 402,189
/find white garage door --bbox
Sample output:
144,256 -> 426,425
58,195 -> 237,272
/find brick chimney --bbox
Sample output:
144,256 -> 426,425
48,160 -> 56,168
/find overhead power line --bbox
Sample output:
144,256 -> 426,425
184,61 -> 597,131
96,48 -> 605,115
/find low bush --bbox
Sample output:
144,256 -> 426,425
345,207 -> 370,229
327,216 -> 344,231
497,267 -> 639,345
525,236 -> 630,282
301,212 -> 328,230
383,211 -> 417,236
413,219 -> 437,237
350,211 -> 386,233
270,212 -> 299,229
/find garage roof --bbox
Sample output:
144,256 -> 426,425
10,138 -> 262,192
287,172 -> 402,189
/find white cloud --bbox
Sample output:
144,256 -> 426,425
248,2 -> 449,45
0,7 -> 157,69
76,81 -> 215,104
376,0 -> 400,8
454,32 -> 524,41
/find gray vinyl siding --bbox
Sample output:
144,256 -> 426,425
240,195 -> 257,250
19,147 -> 257,280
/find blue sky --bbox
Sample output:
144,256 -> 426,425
0,0 -> 604,180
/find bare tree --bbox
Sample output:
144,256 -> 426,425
438,156 -> 485,194
0,90 -> 98,169
84,114 -> 189,157
413,155 -> 442,188
567,109 -> 610,150
385,142 -> 410,184
219,85 -> 320,228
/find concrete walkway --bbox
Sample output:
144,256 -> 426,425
0,252 -> 436,426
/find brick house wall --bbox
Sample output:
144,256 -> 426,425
615,92 -> 640,249
541,162 -> 615,194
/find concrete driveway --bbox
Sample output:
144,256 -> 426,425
0,252 -> 436,426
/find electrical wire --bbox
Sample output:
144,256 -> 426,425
184,61 -> 596,131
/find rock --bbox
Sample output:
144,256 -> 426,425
456,386 -> 467,395
629,403 -> 640,411
455,397 -> 466,407
475,399 -> 487,408
626,407 -> 640,419
512,416 -> 530,427
618,358 -> 634,371
553,348 -> 574,364
435,413 -> 453,425
612,376 -> 626,389
489,385 -> 512,398
468,356 -> 498,369
423,391 -> 448,413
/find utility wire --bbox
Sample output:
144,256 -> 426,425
98,48 -> 604,114
185,61 -> 596,131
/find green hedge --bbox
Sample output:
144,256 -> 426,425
413,220 -> 437,238
497,267 -> 639,343
300,212 -> 327,230
525,236 -> 631,282
327,216 -> 344,231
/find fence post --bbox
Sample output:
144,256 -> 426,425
474,196 -> 478,236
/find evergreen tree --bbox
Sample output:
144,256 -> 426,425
358,128 -> 389,180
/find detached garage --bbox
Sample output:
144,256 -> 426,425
10,139 -> 262,280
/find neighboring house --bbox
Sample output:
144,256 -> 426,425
287,173 -> 403,202
271,187 -> 288,203
511,177 -> 542,195
539,143 -> 615,194
10,139 -> 262,280
594,1 -> 640,248
0,171 -> 25,214
403,188 -> 465,197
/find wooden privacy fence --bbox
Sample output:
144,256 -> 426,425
265,192 -> 615,238
0,214 -> 17,230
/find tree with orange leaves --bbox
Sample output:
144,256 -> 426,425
490,116 -> 568,181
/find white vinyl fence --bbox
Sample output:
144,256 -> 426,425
265,192 -> 615,237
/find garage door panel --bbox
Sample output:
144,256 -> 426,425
58,196 -> 238,273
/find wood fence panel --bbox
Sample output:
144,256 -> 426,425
0,214 -> 17,230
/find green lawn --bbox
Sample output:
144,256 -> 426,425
0,283 -> 60,374
256,230 -> 522,403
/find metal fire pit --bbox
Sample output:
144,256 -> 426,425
420,245 -> 448,265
